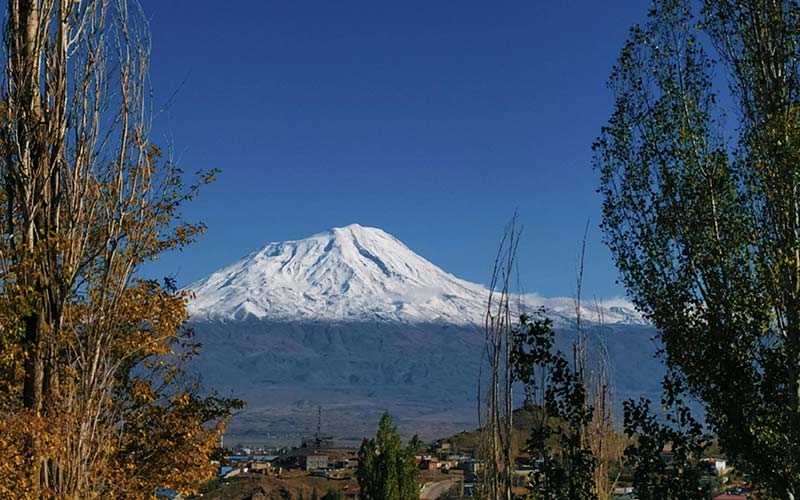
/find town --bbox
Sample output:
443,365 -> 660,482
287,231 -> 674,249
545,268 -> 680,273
152,409 -> 757,500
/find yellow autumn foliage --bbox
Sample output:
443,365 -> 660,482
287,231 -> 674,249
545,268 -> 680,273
0,1 -> 243,498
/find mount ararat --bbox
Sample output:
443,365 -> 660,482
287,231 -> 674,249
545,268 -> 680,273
185,224 -> 662,440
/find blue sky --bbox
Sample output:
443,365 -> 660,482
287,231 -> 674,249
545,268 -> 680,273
140,1 -> 650,299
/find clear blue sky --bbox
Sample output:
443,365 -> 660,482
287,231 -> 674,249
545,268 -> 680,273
139,0 -> 649,299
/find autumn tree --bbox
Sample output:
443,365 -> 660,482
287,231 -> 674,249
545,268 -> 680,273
0,0 -> 241,498
356,413 -> 419,500
596,0 -> 800,497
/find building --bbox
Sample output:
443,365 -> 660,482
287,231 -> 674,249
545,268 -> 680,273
419,458 -> 438,471
702,458 -> 728,475
459,459 -> 482,482
335,455 -> 359,469
432,440 -> 452,454
299,451 -> 329,471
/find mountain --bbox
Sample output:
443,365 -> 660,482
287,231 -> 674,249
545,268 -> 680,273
188,224 -> 487,324
188,224 -> 645,326
186,224 -> 660,441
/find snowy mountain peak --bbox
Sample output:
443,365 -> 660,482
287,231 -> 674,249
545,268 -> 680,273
187,225 -> 645,325
187,224 -> 489,324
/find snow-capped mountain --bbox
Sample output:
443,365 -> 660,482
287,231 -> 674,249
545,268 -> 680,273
188,224 -> 487,324
185,224 -> 657,440
187,224 -> 644,326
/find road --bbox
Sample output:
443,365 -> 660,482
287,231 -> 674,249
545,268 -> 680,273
419,479 -> 457,499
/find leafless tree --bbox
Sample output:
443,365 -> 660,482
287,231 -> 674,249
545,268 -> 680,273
478,215 -> 521,500
478,219 -> 625,500
573,225 -> 625,500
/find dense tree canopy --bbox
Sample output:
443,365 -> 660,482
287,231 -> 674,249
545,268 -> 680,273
596,0 -> 800,497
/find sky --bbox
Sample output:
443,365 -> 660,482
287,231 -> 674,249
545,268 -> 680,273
139,0 -> 651,299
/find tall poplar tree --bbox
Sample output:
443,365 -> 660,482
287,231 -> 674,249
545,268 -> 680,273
0,1 -> 241,498
356,413 -> 419,500
596,0 -> 800,497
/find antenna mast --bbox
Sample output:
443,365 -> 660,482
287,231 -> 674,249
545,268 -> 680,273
317,406 -> 322,439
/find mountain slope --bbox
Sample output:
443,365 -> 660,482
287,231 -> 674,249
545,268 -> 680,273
188,320 -> 661,440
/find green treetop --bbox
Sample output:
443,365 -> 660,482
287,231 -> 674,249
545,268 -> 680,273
356,413 -> 420,500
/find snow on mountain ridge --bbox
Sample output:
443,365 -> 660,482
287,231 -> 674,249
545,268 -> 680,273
187,224 -> 645,325
188,224 -> 487,324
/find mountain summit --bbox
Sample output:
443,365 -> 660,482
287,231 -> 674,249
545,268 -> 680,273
188,224 -> 488,324
188,224 -> 643,325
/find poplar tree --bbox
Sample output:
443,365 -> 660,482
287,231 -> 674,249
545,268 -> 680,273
596,0 -> 800,497
356,413 -> 419,500
0,0 -> 241,498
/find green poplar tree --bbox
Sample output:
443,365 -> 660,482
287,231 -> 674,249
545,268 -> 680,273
596,0 -> 800,497
356,413 -> 419,500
